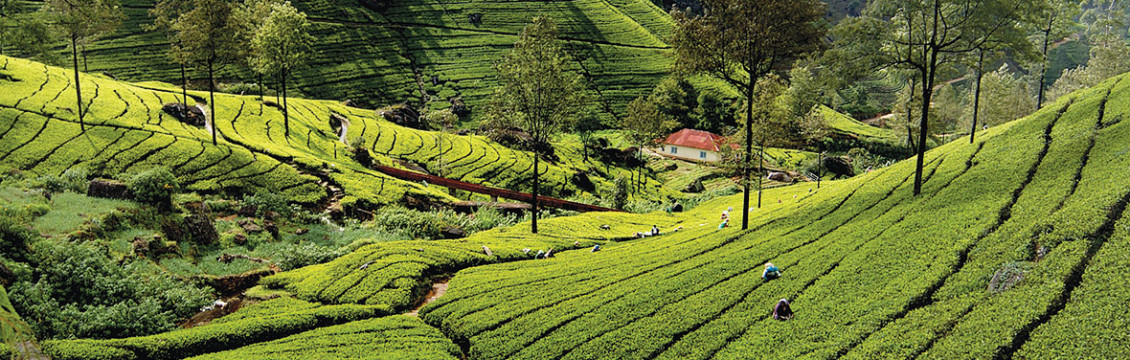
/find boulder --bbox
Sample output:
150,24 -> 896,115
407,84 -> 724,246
161,103 -> 207,127
451,98 -> 471,116
264,221 -> 279,239
823,157 -> 855,180
441,226 -> 466,239
239,205 -> 258,217
184,213 -> 219,245
377,104 -> 425,129
232,233 -> 247,245
239,219 -> 263,233
87,179 -> 133,200
670,203 -> 684,212
988,263 -> 1030,293
352,146 -> 373,168
767,171 -> 793,183
684,179 -> 705,193
571,171 -> 595,192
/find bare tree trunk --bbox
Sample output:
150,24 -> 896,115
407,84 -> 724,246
742,89 -> 752,230
209,61 -> 217,145
531,145 -> 540,234
913,52 -> 939,196
756,140 -> 764,208
637,146 -> 644,193
816,145 -> 822,189
275,73 -> 281,105
1037,24 -> 1052,109
180,63 -> 189,119
970,50 -> 985,144
282,70 -> 290,138
71,34 -> 84,131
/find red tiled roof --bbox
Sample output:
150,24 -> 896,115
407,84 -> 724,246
662,128 -> 727,151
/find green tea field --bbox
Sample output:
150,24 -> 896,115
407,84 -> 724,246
32,0 -> 696,124
0,54 -> 671,210
37,69 -> 1130,358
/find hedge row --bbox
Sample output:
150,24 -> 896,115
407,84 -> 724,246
186,316 -> 461,360
42,303 -> 389,360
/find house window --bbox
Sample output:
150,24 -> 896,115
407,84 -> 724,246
671,146 -> 678,154
700,151 -> 707,159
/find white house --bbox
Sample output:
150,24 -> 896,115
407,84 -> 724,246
655,128 -> 730,163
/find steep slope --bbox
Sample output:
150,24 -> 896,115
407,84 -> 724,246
47,0 -> 685,124
0,55 -> 671,208
35,67 -> 1130,359
417,74 -> 1130,358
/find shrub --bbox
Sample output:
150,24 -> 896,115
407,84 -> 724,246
242,191 -> 290,218
272,243 -> 344,271
0,217 -> 34,263
0,342 -> 16,360
8,241 -> 211,340
126,168 -> 179,208
38,169 -> 89,193
41,304 -> 389,360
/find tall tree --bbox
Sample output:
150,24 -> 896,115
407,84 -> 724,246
249,1 -> 313,139
149,0 -> 194,119
234,0 -> 281,101
845,0 -> 1042,195
798,107 -> 828,189
738,74 -> 789,208
670,0 -> 824,230
170,0 -> 241,145
489,16 -> 586,234
1032,0 -> 1081,109
1046,0 -> 1130,102
0,2 -> 52,60
973,65 -> 1037,128
41,0 -> 123,131
621,96 -> 678,193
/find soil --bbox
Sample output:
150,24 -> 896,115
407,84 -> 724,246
407,277 -> 451,317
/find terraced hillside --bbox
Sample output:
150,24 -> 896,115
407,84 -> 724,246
0,55 -> 670,209
40,0 -> 692,123
41,72 -> 1130,359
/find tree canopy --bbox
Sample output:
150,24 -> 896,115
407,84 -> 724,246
489,15 -> 586,233
671,0 -> 825,229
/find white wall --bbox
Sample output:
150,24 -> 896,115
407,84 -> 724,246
656,145 -> 720,162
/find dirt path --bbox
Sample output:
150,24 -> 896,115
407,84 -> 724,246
338,116 -> 350,144
407,278 -> 451,317
198,104 -> 212,136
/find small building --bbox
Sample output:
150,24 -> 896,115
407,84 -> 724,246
655,128 -> 729,163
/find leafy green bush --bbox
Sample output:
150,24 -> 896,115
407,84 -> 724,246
8,241 -> 211,340
42,304 -> 389,360
126,168 -> 179,208
0,217 -> 34,263
242,191 -> 291,218
272,242 -> 344,271
37,169 -> 89,193
186,316 -> 461,360
0,342 -> 15,360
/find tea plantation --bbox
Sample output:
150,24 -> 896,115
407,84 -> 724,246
32,0 -> 689,123
0,55 -> 671,210
32,69 -> 1130,358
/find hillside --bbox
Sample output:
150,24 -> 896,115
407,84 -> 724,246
0,55 -> 672,210
32,0 -> 691,124
40,71 -> 1130,358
